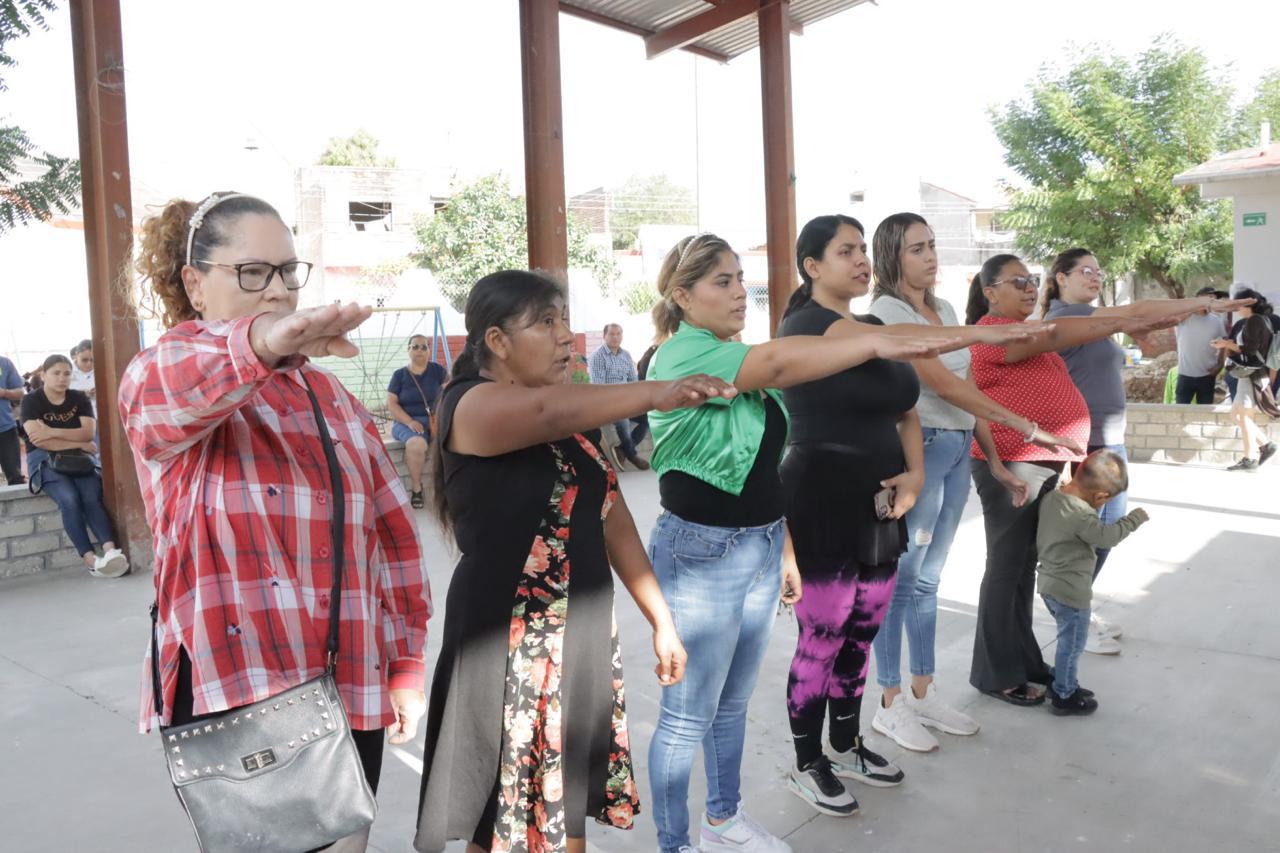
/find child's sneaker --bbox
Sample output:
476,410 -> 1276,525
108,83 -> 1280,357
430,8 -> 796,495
828,737 -> 904,788
786,756 -> 859,816
1050,688 -> 1099,716
1084,626 -> 1120,655
700,810 -> 792,851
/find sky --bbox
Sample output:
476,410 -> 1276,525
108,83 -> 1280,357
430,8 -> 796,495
2,0 -> 1278,238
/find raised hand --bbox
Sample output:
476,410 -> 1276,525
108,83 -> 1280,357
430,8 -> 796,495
253,302 -> 374,362
1208,297 -> 1255,314
976,322 -> 1055,345
1031,427 -> 1085,455
651,374 -> 738,412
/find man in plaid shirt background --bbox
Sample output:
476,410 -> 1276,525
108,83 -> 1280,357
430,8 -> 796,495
589,323 -> 651,470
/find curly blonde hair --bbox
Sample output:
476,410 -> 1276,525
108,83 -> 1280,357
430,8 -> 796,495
135,193 -> 283,329
651,233 -> 736,342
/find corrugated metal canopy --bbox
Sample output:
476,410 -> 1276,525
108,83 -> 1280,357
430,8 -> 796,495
559,0 -> 870,62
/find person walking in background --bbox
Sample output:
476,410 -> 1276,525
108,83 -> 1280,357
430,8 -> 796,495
387,334 -> 448,509
589,323 -> 650,470
22,354 -> 128,577
644,232 -> 954,853
70,339 -> 95,401
125,191 -> 430,851
1174,288 -> 1228,405
1213,287 -> 1280,470
1040,248 -> 1246,654
1036,450 -> 1149,716
0,352 -> 25,485
865,213 -> 1081,755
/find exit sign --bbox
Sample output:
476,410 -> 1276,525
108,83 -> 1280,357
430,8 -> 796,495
1243,212 -> 1267,227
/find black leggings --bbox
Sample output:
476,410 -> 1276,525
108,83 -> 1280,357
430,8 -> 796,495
171,647 -> 385,797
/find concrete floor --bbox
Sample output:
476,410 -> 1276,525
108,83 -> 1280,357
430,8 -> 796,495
1,460 -> 1277,852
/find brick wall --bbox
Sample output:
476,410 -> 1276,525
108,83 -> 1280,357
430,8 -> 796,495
0,443 -> 409,581
1125,403 -> 1279,466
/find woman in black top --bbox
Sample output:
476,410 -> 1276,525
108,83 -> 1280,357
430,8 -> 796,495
777,215 -> 1037,817
1213,288 -> 1279,468
21,354 -> 128,576
414,271 -> 733,853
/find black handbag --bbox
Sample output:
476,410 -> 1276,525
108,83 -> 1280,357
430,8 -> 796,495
49,449 -> 96,476
149,375 -> 377,852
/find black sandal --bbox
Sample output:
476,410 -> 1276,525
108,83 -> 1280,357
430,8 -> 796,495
982,684 -> 1045,707
410,490 -> 424,509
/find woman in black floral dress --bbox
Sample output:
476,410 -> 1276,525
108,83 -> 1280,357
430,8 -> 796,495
414,271 -> 733,853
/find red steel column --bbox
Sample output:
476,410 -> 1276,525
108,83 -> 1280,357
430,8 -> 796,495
758,0 -> 798,337
69,0 -> 151,567
520,0 -> 570,289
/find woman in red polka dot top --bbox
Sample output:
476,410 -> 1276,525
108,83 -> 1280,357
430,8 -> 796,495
961,253 -> 1180,707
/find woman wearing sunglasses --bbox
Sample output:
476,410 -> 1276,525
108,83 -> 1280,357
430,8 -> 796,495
962,254 -> 1176,707
1039,249 -> 1247,653
388,335 -> 448,508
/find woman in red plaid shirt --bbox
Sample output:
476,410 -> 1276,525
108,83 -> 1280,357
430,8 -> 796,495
121,192 -> 432,848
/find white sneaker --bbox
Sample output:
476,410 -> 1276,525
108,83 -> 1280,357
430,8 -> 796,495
700,810 -> 792,852
871,693 -> 938,753
1090,612 -> 1122,639
93,548 -> 130,578
1084,626 -> 1121,655
905,683 -> 980,736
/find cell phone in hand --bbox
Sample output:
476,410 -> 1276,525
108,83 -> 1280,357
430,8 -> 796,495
874,486 -> 896,521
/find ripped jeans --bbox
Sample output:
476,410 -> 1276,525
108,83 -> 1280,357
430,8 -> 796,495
872,427 -> 972,688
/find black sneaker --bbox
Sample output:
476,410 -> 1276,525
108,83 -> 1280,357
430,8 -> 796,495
1259,442 -> 1277,466
786,755 -> 859,816
1050,688 -> 1099,716
829,737 -> 905,788
1227,457 -> 1259,471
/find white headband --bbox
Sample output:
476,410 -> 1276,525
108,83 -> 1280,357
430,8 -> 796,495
185,193 -> 249,266
675,233 -> 716,273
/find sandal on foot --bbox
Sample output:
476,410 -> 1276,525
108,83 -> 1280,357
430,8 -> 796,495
410,490 -> 424,509
982,684 -> 1045,707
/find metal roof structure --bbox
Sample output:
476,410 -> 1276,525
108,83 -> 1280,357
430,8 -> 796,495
1173,142 -> 1280,187
560,0 -> 870,61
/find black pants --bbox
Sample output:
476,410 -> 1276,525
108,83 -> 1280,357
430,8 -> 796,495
0,427 -> 22,484
1175,373 -> 1217,405
969,460 -> 1060,693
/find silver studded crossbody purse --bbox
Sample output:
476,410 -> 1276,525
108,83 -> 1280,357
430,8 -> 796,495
149,377 -> 377,853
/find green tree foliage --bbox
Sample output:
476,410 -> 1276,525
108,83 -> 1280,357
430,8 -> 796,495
412,173 -> 618,311
992,39 -> 1234,298
1228,70 -> 1280,149
608,173 -> 696,251
0,1 -> 81,234
317,129 -> 396,168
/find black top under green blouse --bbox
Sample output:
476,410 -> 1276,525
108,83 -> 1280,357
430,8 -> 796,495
777,302 -> 920,564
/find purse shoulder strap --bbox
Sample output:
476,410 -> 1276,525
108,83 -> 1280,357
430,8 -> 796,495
150,369 -> 348,717
406,367 -> 432,415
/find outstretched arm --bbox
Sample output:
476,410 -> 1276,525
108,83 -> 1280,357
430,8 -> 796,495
733,333 -> 953,393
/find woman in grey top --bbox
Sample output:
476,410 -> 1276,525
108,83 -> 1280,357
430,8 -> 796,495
1039,247 -> 1245,651
866,213 -> 1083,753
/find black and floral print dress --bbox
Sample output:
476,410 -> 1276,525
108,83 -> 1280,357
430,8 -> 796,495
416,378 -> 640,853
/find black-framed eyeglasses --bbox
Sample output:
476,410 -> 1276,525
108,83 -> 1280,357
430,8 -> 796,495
408,344 -> 430,352
197,260 -> 313,292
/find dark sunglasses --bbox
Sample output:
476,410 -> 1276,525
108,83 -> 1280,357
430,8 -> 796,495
991,274 -> 1041,292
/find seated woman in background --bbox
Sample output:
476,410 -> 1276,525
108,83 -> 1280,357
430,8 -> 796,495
387,333 -> 448,508
22,353 -> 128,577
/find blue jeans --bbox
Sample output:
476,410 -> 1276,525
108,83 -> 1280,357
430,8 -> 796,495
647,512 -> 784,853
873,427 -> 972,688
1088,443 -> 1128,578
611,418 -> 647,457
1042,594 -> 1090,699
28,448 -> 114,558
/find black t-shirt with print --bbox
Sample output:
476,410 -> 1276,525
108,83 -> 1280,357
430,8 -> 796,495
19,389 -> 93,453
